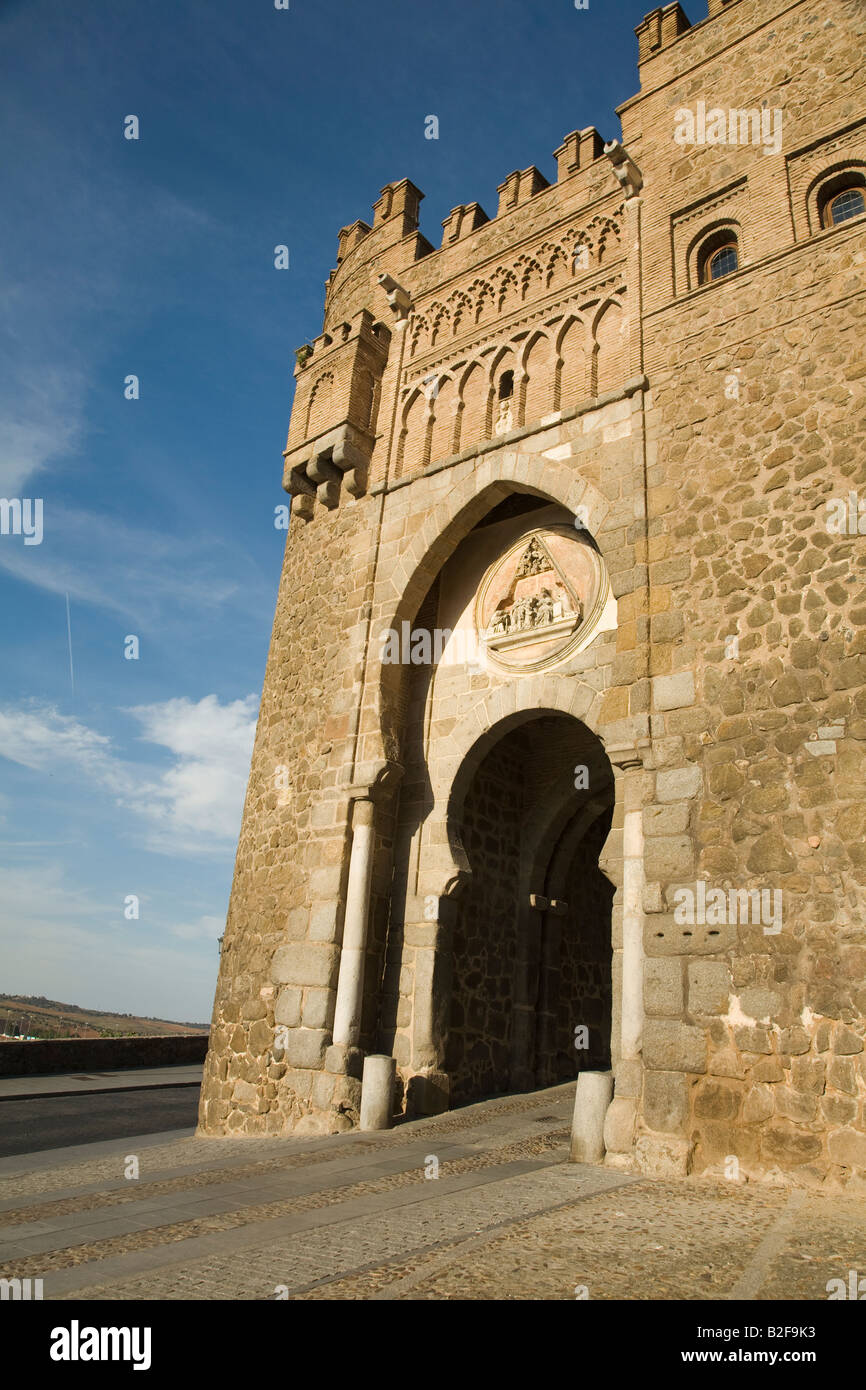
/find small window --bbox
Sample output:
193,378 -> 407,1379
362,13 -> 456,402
815,171 -> 866,232
701,240 -> 738,284
825,187 -> 866,227
498,370 -> 514,400
694,227 -> 740,288
707,243 -> 738,280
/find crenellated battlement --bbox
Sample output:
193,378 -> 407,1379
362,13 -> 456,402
322,125 -> 612,323
635,2 -> 692,63
284,307 -> 391,517
320,0 -> 746,313
299,121 -> 637,519
297,0 -> 767,523
634,0 -> 748,68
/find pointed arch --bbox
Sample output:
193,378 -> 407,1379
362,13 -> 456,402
457,359 -> 491,452
396,386 -> 431,479
593,297 -> 628,396
305,370 -> 335,439
429,373 -> 460,464
488,344 -> 518,431
521,330 -> 556,425
374,459 -> 612,746
556,314 -> 589,408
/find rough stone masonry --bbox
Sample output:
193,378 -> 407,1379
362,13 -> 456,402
199,0 -> 866,1191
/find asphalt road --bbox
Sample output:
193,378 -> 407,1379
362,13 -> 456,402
0,1086 -> 200,1157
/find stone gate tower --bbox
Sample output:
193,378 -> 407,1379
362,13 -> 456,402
200,0 -> 866,1186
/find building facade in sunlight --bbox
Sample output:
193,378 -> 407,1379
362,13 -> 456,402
200,0 -> 866,1186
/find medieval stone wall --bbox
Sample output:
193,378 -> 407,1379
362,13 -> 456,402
198,498 -> 373,1134
613,0 -> 866,1183
200,0 -> 866,1187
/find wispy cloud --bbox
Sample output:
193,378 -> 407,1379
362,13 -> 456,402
0,704 -> 116,779
168,913 -> 224,943
125,694 -> 258,852
0,862 -> 217,1022
0,365 -> 87,495
0,503 -> 267,628
0,694 -> 257,856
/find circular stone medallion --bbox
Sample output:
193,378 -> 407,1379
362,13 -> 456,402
474,525 -> 608,673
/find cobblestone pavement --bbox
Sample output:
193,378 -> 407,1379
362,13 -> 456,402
0,1084 -> 862,1301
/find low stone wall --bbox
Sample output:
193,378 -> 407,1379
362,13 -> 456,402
0,1034 -> 209,1077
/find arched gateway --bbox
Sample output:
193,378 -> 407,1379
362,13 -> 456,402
441,712 -> 615,1105
199,0 -> 866,1187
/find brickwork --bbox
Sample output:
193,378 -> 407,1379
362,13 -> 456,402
446,736 -> 523,1103
201,0 -> 866,1189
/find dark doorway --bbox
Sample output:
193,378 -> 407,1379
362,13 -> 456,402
445,713 -> 614,1105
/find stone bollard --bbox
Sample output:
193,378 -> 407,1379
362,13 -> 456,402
569,1070 -> 614,1163
359,1054 -> 396,1131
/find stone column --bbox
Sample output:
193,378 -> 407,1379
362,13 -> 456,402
360,1054 -> 396,1131
332,797 -> 376,1050
621,797 -> 645,1062
604,749 -> 648,1066
601,746 -> 649,1168
570,1070 -> 614,1163
406,892 -> 456,1116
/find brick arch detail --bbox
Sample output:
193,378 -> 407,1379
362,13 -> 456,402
377,454 -> 611,638
367,452 -> 612,773
419,686 -> 605,900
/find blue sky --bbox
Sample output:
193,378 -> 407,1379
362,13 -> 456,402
0,0 -> 651,1023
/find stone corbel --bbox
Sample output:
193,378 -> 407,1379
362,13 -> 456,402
603,140 -> 643,200
316,477 -> 341,510
287,464 -> 316,522
307,450 -> 342,486
292,493 -> 315,522
288,463 -> 315,495
344,465 -> 368,499
308,443 -> 344,507
378,272 -> 413,323
332,433 -> 369,499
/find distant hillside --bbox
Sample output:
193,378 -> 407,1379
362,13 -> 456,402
0,993 -> 209,1040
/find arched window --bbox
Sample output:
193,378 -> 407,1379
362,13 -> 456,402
707,243 -> 738,280
498,369 -> 514,400
814,170 -> 866,231
697,230 -> 739,285
825,186 -> 866,227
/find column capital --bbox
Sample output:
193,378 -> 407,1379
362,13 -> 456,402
346,759 -> 404,805
606,738 -> 651,771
